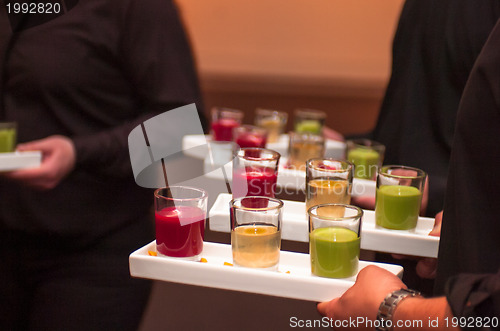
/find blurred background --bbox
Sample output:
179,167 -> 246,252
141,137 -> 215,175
177,0 -> 404,135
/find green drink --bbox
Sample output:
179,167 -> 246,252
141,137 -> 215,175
375,185 -> 422,230
0,126 -> 16,153
347,147 -> 380,179
295,120 -> 321,135
309,227 -> 360,278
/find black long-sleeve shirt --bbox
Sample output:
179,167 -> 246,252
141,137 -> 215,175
438,16 -> 500,325
373,0 -> 500,217
0,0 -> 205,246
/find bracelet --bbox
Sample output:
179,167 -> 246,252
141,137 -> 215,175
376,288 -> 422,331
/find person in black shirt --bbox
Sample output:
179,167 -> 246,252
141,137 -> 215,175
317,13 -> 500,329
0,0 -> 205,330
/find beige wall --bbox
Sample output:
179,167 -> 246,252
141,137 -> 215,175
176,0 -> 404,135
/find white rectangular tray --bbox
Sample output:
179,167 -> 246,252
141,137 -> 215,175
203,162 -> 376,197
209,194 -> 439,258
129,241 -> 403,302
182,134 -> 346,159
0,151 -> 42,171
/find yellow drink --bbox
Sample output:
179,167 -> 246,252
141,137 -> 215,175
258,117 -> 282,143
289,142 -> 324,171
306,179 -> 351,217
231,224 -> 281,269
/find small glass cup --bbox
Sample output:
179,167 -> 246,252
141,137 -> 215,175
306,159 -> 353,216
0,122 -> 17,153
154,186 -> 208,260
254,108 -> 288,143
232,148 -> 280,201
346,139 -> 385,180
210,107 -> 244,142
230,196 -> 283,270
294,108 -> 326,135
375,165 -> 426,230
233,125 -> 267,149
287,132 -> 325,171
308,204 -> 362,278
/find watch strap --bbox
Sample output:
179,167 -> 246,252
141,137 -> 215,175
376,288 -> 422,331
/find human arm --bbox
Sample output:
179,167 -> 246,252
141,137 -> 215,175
317,265 -> 457,330
72,0 -> 205,179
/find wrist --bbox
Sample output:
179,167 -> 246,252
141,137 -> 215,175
376,288 -> 422,331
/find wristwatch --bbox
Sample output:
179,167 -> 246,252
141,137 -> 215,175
376,288 -> 422,331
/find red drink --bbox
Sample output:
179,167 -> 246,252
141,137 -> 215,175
232,166 -> 278,206
155,205 -> 205,258
211,118 -> 240,141
235,132 -> 267,148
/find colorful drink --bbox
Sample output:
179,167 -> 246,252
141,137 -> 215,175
0,124 -> 16,153
235,132 -> 266,148
375,185 -> 422,230
231,224 -> 281,269
347,147 -> 380,179
211,118 -> 240,142
309,227 -> 360,278
232,166 -> 278,203
288,141 -> 325,170
295,120 -> 321,134
306,179 -> 350,217
234,125 -> 267,148
255,108 -> 288,143
294,109 -> 326,135
155,205 -> 205,258
258,117 -> 282,143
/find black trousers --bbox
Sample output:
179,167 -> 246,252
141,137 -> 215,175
0,217 -> 154,331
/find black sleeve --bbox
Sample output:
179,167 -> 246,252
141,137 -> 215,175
73,0 -> 205,178
445,269 -> 500,329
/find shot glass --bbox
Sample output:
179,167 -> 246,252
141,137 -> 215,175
232,148 -> 280,202
308,204 -> 362,278
230,196 -> 283,270
210,107 -> 244,142
254,108 -> 288,143
306,159 -> 353,216
375,165 -> 426,230
346,139 -> 385,180
287,132 -> 325,171
154,186 -> 208,260
294,108 -> 326,135
233,125 -> 267,149
0,122 -> 17,153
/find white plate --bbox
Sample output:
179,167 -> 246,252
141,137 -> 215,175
129,241 -> 403,302
0,151 -> 42,171
209,194 -> 439,258
182,134 -> 346,159
202,162 -> 376,197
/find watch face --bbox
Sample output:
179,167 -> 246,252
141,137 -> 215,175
4,0 -> 79,32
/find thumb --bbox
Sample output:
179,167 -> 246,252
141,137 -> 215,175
317,301 -> 328,315
317,297 -> 339,316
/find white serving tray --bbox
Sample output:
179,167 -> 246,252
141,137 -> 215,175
203,162 -> 376,198
129,241 -> 403,302
209,194 -> 439,258
0,151 -> 42,171
182,134 -> 346,159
